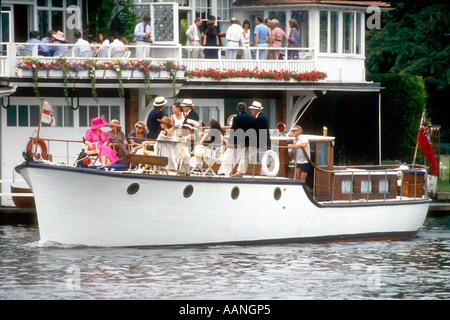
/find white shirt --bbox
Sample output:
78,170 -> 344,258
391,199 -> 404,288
74,38 -> 90,55
226,23 -> 244,42
292,135 -> 310,164
109,39 -> 125,55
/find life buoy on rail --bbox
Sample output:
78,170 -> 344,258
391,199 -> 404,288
261,150 -> 280,177
26,139 -> 48,156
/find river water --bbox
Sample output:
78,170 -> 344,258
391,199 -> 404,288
1,216 -> 449,302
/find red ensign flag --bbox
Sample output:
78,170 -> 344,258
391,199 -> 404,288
417,112 -> 438,175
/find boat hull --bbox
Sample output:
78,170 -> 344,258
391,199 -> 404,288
16,162 -> 430,247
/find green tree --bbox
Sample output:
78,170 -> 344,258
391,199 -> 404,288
366,2 -> 450,141
371,73 -> 427,162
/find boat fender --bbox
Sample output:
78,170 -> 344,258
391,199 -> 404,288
261,150 -> 280,177
26,139 -> 48,156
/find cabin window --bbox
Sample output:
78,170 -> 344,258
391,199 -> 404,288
6,104 -> 72,127
317,143 -> 328,167
379,180 -> 389,193
341,180 -> 353,194
361,180 -> 372,193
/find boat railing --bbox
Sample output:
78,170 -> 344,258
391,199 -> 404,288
298,148 -> 429,203
24,136 -> 430,204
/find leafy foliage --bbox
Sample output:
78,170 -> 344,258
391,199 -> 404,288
371,73 -> 427,162
366,2 -> 450,142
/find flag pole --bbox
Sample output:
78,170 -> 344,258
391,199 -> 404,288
412,109 -> 426,168
34,97 -> 45,158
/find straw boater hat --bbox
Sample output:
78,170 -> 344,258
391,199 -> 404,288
181,99 -> 194,108
53,31 -> 65,41
157,116 -> 173,128
249,101 -> 263,110
182,119 -> 199,131
108,119 -> 122,130
153,96 -> 167,107
90,116 -> 108,130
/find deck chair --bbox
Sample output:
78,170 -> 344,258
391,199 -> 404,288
202,143 -> 222,176
17,48 -> 32,56
79,50 -> 95,58
60,48 -> 74,57
112,50 -> 125,58
96,47 -> 109,58
82,138 -> 99,165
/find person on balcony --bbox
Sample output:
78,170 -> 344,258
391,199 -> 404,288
253,16 -> 270,60
203,20 -> 219,59
135,15 -> 152,58
25,31 -> 49,56
241,20 -> 252,60
186,17 -> 204,59
288,19 -> 302,60
74,31 -> 90,56
109,31 -> 125,57
225,18 -> 243,59
267,19 -> 288,60
49,31 -> 68,57
41,30 -> 56,54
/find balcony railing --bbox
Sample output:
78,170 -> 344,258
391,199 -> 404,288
1,42 -> 320,81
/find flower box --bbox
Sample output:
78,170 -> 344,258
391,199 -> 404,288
48,70 -> 63,77
77,70 -> 89,78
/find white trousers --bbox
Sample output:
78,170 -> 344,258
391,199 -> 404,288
136,40 -> 150,58
225,41 -> 239,59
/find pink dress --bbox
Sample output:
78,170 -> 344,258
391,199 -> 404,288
268,27 -> 286,60
85,129 -> 119,164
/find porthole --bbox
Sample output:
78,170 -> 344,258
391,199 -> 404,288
231,186 -> 240,200
127,183 -> 140,195
183,185 -> 194,198
274,187 -> 282,201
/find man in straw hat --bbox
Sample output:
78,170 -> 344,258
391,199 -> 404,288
181,99 -> 199,125
249,101 -> 271,155
147,96 -> 167,140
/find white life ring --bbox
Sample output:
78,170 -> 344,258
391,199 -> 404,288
261,150 -> 280,177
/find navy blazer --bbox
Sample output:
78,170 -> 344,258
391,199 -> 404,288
146,108 -> 164,140
183,109 -> 199,124
255,112 -> 271,149
230,111 -> 256,148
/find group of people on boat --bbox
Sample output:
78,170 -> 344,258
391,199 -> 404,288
83,96 -> 310,180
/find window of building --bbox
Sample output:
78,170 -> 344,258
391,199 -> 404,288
320,10 -> 362,55
195,0 -> 211,20
379,180 -> 389,193
6,104 -> 74,127
291,10 -> 309,48
78,105 -> 120,127
36,0 -> 77,40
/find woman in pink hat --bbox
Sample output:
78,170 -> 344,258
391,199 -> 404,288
84,116 -> 119,165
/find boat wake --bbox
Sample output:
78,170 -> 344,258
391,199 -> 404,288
23,239 -> 88,249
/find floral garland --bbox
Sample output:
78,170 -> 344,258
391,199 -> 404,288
185,68 -> 327,82
16,59 -> 327,103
